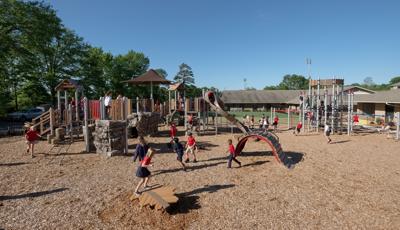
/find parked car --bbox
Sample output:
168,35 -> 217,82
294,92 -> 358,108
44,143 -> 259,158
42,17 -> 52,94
7,108 -> 45,121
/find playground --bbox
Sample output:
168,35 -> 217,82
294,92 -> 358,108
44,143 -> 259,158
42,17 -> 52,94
1,130 -> 400,229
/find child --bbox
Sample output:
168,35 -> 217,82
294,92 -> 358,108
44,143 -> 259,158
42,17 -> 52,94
324,124 -> 332,143
185,132 -> 197,163
293,121 -> 302,135
263,117 -> 270,130
168,122 -> 177,149
273,116 -> 279,131
134,147 -> 156,196
172,137 -> 186,171
226,139 -> 241,168
25,125 -> 41,158
353,114 -> 359,125
133,136 -> 148,162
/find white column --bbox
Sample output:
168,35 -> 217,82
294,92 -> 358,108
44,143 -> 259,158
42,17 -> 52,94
83,97 -> 89,152
331,81 -> 335,133
316,79 -> 320,132
287,107 -> 290,130
396,112 -> 399,140
324,86 -> 327,126
75,90 -> 79,121
347,93 -> 351,136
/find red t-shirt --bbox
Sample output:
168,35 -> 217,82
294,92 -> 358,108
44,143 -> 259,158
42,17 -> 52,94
353,115 -> 359,122
188,115 -> 193,124
141,156 -> 152,166
229,144 -> 235,155
170,125 -> 177,137
274,117 -> 279,123
187,136 -> 195,146
26,130 -> 39,141
296,123 -> 302,129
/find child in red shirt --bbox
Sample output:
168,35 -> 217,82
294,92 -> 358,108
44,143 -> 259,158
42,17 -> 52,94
134,148 -> 156,196
353,114 -> 359,125
227,139 -> 241,168
293,121 -> 302,135
273,116 -> 279,131
184,132 -> 197,163
25,125 -> 41,158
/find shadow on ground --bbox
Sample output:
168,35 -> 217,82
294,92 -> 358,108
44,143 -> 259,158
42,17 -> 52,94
0,188 -> 69,201
0,162 -> 28,167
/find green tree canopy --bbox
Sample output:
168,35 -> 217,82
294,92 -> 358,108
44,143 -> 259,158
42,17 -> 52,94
389,76 -> 400,85
174,63 -> 195,84
264,74 -> 308,90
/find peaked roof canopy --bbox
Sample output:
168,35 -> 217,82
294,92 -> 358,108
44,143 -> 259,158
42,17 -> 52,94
55,79 -> 82,91
169,82 -> 185,91
123,69 -> 171,85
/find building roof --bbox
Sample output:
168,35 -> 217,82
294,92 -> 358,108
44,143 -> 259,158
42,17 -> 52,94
123,69 -> 171,85
54,79 -> 82,91
169,82 -> 185,91
391,82 -> 400,87
343,86 -> 375,94
354,90 -> 400,104
221,90 -> 302,105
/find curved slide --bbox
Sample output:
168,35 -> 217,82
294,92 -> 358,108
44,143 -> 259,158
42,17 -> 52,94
204,91 -> 293,169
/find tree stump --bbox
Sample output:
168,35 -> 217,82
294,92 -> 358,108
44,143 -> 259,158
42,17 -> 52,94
129,186 -> 178,210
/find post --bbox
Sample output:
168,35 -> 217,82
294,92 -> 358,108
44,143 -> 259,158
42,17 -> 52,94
168,90 -> 171,114
270,107 -> 273,124
75,90 -> 79,121
84,97 -> 90,152
308,78 -> 312,132
351,93 -> 354,132
302,93 -> 306,133
331,80 -> 335,134
50,107 -> 54,136
69,104 -> 73,143
316,78 -> 320,132
150,81 -> 153,100
215,114 -> 218,135
347,92 -> 351,136
134,97 -> 139,113
324,86 -> 327,126
287,106 -> 290,130
57,90 -> 61,112
123,97 -> 128,155
340,83 -> 344,133
64,90 -> 68,123
184,89 -> 187,134
396,112 -> 399,140
99,97 -> 105,120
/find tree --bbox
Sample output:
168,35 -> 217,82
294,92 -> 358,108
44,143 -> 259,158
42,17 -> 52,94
108,50 -> 150,97
174,63 -> 195,84
363,77 -> 375,86
389,76 -> 400,85
263,74 -> 308,90
154,68 -> 168,78
80,47 -> 113,99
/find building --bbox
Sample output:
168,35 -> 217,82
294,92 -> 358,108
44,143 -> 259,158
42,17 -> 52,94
354,90 -> 400,123
221,86 -> 375,111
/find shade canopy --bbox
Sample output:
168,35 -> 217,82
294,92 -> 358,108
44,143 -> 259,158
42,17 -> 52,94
123,69 -> 171,85
169,82 -> 185,91
55,79 -> 83,91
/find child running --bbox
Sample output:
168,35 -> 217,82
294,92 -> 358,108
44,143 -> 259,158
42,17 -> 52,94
134,147 -> 156,196
172,137 -> 186,171
324,124 -> 332,143
133,136 -> 148,162
226,139 -> 241,168
168,122 -> 177,149
293,121 -> 302,135
185,132 -> 197,163
25,125 -> 41,158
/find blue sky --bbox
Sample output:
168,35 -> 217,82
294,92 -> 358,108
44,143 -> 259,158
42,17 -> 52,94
45,0 -> 399,90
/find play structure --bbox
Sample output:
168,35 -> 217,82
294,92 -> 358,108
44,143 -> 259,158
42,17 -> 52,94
204,91 -> 294,168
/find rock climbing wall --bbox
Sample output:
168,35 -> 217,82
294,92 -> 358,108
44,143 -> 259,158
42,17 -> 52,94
127,112 -> 160,136
93,120 -> 127,157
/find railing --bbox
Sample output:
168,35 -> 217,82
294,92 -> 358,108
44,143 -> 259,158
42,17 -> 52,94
31,108 -> 59,135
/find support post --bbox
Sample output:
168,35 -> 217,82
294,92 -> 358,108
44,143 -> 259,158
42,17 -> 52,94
347,92 -> 351,136
69,104 -> 73,143
75,90 -> 79,121
64,90 -> 68,123
340,83 -> 344,133
331,80 -> 335,134
350,93 -> 354,132
84,97 -> 90,152
57,90 -> 61,112
324,86 -> 327,126
287,106 -> 290,130
396,112 -> 399,140
168,90 -> 171,114
50,107 -> 54,136
136,97 -> 139,113
302,92 -> 306,133
316,78 -> 320,132
184,88 -> 187,134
